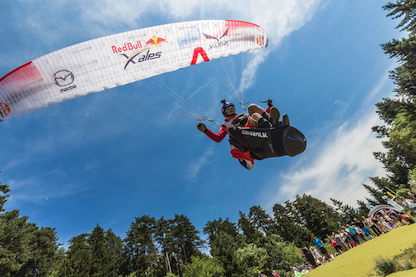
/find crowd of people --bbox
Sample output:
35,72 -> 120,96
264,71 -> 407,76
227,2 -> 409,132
255,209 -> 415,277
294,210 -> 415,275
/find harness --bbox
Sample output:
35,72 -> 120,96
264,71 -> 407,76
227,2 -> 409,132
227,113 -> 250,151
231,113 -> 248,127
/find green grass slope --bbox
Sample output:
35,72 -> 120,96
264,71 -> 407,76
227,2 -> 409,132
387,268 -> 416,276
306,224 -> 416,277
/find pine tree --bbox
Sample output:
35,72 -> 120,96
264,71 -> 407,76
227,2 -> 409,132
19,227 -> 60,276
104,228 -> 124,277
247,205 -> 275,235
154,217 -> 175,275
356,200 -> 371,215
88,224 -> 113,277
367,0 -> 416,203
211,232 -> 243,277
64,233 -> 91,277
272,203 -> 313,248
171,214 -> 204,266
291,194 -> 341,239
203,218 -> 242,277
237,211 -> 263,244
363,184 -> 388,204
0,175 -> 10,212
0,210 -> 36,276
203,217 -> 239,243
124,215 -> 157,276
0,179 -> 59,277
383,0 -> 416,32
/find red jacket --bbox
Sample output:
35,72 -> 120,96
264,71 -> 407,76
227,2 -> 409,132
204,107 -> 271,162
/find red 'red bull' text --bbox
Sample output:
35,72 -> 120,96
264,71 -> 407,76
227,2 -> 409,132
112,41 -> 143,54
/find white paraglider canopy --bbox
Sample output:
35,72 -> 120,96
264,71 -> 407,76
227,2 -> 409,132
0,20 -> 268,121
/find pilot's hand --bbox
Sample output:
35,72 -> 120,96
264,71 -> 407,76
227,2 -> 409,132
197,123 -> 207,133
266,99 -> 273,107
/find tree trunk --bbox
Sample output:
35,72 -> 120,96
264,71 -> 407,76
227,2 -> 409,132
165,251 -> 172,273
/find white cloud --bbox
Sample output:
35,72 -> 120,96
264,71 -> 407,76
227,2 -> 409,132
5,175 -> 93,207
185,145 -> 215,181
261,73 -> 392,209
85,159 -> 99,171
75,0 -> 322,93
63,0 -> 322,96
72,0 -> 322,40
262,110 -> 386,209
364,71 -> 391,105
9,0 -> 324,183
239,49 -> 270,93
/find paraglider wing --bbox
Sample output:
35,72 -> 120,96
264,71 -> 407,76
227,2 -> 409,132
0,20 -> 268,121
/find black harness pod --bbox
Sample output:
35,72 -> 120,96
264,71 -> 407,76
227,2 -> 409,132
228,125 -> 307,160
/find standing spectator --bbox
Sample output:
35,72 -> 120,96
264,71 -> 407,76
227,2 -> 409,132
387,209 -> 400,227
372,215 -> 385,234
271,270 -> 280,277
366,216 -> 382,236
383,213 -> 397,229
353,218 -> 365,230
330,236 -> 343,254
300,247 -> 318,268
377,215 -> 394,232
409,188 -> 416,199
401,213 -> 415,224
311,247 -> 323,264
312,236 -> 332,261
347,225 -> 361,245
360,219 -> 375,239
353,225 -> 368,242
401,197 -> 416,212
342,228 -> 357,248
333,232 -> 348,252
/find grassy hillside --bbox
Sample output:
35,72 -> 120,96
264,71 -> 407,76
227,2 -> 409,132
306,224 -> 416,277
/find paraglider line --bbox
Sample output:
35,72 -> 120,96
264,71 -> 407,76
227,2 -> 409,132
195,69 -> 238,102
220,60 -> 245,112
155,79 -> 203,118
152,108 -> 201,119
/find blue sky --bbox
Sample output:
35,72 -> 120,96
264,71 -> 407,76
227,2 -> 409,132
0,0 -> 401,247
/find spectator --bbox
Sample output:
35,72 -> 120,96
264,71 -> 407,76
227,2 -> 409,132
300,247 -> 318,268
409,188 -> 416,199
353,218 -> 365,229
347,224 -> 361,245
377,214 -> 394,232
353,225 -> 368,243
271,270 -> 280,277
312,236 -> 332,261
366,216 -> 382,236
333,232 -> 348,252
401,213 -> 415,224
311,247 -> 323,264
401,197 -> 416,212
330,236 -> 343,254
341,228 -> 357,248
360,219 -> 375,239
387,209 -> 400,227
